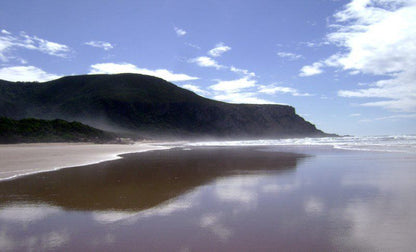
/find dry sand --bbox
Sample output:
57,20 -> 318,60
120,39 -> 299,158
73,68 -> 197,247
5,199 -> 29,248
0,142 -> 172,180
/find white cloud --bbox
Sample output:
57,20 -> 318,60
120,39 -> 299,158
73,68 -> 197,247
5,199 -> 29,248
181,84 -> 210,96
0,30 -> 71,61
301,0 -> 416,112
208,74 -> 279,104
0,66 -> 60,82
174,27 -> 187,37
89,62 -> 199,82
210,78 -> 275,104
209,77 -> 256,92
326,0 -> 416,75
230,66 -> 255,77
258,84 -> 312,96
85,41 -> 114,50
37,40 -> 69,57
213,92 -> 274,104
277,51 -> 303,60
188,56 -> 224,69
1,29 -> 11,35
299,62 -> 324,76
208,42 -> 231,57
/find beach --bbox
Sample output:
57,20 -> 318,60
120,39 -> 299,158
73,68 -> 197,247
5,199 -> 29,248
0,142 -> 171,180
0,138 -> 416,251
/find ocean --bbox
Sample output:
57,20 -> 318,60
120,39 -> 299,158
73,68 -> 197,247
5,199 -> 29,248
187,135 -> 416,153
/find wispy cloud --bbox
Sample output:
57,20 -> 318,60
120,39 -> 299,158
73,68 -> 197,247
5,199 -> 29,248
258,84 -> 312,96
230,66 -> 255,77
300,0 -> 416,112
85,41 -> 114,50
277,51 -> 303,60
299,40 -> 330,48
208,42 -> 231,57
174,27 -> 187,37
0,66 -> 60,82
181,84 -> 210,96
0,30 -> 71,62
188,56 -> 224,69
360,113 -> 416,122
89,62 -> 198,82
210,77 -> 256,93
213,92 -> 274,104
185,42 -> 201,50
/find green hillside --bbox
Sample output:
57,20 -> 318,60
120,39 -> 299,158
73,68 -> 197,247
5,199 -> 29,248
0,117 -> 116,143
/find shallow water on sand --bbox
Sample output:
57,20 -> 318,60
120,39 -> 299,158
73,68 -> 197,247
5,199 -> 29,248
0,146 -> 415,251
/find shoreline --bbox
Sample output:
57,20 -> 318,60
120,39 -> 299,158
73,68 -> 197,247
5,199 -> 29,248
0,142 -> 176,181
1,136 -> 414,181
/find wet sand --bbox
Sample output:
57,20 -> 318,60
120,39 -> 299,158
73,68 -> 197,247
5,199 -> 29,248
0,147 -> 305,211
0,142 -> 170,180
1,146 -> 415,251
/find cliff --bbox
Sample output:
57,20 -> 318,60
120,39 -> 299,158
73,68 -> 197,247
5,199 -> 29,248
0,73 -> 329,139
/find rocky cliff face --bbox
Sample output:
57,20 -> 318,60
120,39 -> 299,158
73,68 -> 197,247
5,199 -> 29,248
0,73 -> 328,139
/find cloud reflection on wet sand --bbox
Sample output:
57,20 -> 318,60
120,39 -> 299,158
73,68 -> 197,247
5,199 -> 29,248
0,147 -> 415,251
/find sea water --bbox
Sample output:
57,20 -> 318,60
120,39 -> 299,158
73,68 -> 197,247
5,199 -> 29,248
187,135 -> 416,153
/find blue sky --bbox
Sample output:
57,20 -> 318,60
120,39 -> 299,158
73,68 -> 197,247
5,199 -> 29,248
1,0 -> 415,136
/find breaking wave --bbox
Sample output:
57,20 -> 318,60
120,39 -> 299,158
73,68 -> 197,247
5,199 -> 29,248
187,135 -> 416,153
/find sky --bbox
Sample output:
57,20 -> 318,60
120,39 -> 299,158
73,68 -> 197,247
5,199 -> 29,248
1,0 -> 415,136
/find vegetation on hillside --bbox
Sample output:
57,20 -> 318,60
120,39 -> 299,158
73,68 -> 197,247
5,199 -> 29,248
0,117 -> 116,144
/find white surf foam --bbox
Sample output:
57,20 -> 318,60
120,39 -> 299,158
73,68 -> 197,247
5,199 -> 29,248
187,135 -> 416,153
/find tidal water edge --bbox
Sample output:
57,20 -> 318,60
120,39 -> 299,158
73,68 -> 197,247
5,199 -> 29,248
0,143 -> 415,251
